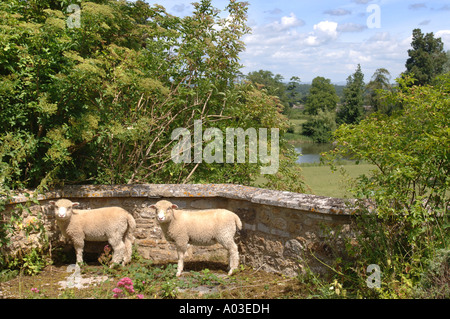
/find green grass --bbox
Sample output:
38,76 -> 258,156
284,118 -> 312,142
254,162 -> 377,198
301,164 -> 377,198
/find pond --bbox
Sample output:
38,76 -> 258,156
294,142 -> 334,164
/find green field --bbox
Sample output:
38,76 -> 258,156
254,163 -> 378,198
301,164 -> 377,198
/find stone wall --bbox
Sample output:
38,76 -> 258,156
1,184 -> 354,277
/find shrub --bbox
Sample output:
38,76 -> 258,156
302,110 -> 336,143
414,249 -> 450,299
324,74 -> 450,298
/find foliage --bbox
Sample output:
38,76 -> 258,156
443,50 -> 450,74
289,75 -> 339,144
246,69 -> 289,109
262,145 -> 307,194
413,248 -> 450,299
0,0 -> 298,193
286,76 -> 303,108
405,28 -> 447,86
4,247 -> 50,276
97,244 -> 112,266
0,192 -> 50,275
302,110 -> 336,143
337,64 -> 365,125
365,68 -> 392,114
325,74 -> 449,298
304,76 -> 339,115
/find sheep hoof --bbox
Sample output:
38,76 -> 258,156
176,271 -> 182,277
228,269 -> 237,276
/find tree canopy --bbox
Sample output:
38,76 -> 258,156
405,28 -> 447,86
337,64 -> 365,125
365,68 -> 392,114
246,70 -> 289,108
0,0 -> 305,193
304,76 -> 339,115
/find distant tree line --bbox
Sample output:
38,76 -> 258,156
246,28 -> 449,143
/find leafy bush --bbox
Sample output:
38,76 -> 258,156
413,249 -> 450,299
302,110 -> 336,143
0,0 -> 297,191
324,74 -> 449,298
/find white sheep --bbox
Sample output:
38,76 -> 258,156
50,199 -> 136,266
150,200 -> 242,276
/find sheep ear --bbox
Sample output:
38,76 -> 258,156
171,204 -> 178,209
150,205 -> 156,209
49,201 -> 56,206
72,202 -> 80,213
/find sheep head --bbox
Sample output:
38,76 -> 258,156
150,200 -> 178,223
50,199 -> 80,220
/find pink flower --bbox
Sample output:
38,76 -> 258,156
31,288 -> 39,293
113,277 -> 138,298
136,294 -> 144,299
117,277 -> 133,287
125,286 -> 135,294
112,287 -> 123,298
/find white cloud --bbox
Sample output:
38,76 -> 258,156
436,30 -> 450,49
242,26 -> 413,83
314,21 -> 338,36
305,21 -> 338,46
269,12 -> 305,31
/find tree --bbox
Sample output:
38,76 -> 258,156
366,68 -> 392,114
285,76 -> 303,107
405,28 -> 447,86
0,0 -> 305,192
304,76 -> 339,115
443,50 -> 450,74
302,110 -> 337,143
337,64 -> 365,125
246,70 -> 289,109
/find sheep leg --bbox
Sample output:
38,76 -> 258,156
73,239 -> 85,265
109,238 -> 125,266
228,242 -> 240,275
219,239 -> 239,275
123,236 -> 133,265
176,246 -> 188,277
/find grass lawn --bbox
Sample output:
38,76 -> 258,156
301,164 -> 377,198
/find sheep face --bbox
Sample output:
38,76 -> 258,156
150,200 -> 178,223
50,199 -> 79,220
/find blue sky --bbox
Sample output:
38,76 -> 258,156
149,0 -> 450,83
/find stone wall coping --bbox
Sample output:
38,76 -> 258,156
4,184 -> 355,215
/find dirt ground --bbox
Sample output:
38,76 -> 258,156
0,260 -> 309,299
